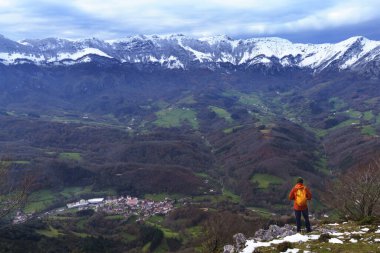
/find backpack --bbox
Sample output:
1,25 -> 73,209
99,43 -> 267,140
295,187 -> 307,206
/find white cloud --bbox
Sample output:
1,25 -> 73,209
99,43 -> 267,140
267,0 -> 380,34
68,0 -> 380,36
0,0 -> 12,8
0,0 -> 379,40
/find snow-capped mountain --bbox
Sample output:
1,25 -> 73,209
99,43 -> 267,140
0,34 -> 379,72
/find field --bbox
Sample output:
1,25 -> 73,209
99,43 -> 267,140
330,119 -> 360,130
345,109 -> 362,118
251,173 -> 284,189
209,106 -> 233,123
363,110 -> 374,121
247,206 -> 273,218
315,156 -> 332,175
224,90 -> 265,107
361,125 -> 377,136
24,189 -> 56,213
144,193 -> 184,202
176,95 -> 197,105
154,107 -> 198,129
329,97 -> 347,111
59,152 -> 82,161
36,225 -> 64,238
223,125 -> 243,134
23,186 -> 116,213
376,113 -> 380,125
222,189 -> 241,203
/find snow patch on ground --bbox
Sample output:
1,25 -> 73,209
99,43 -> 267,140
241,233 -> 318,253
329,238 -> 343,244
351,231 -> 366,234
284,248 -> 300,253
331,232 -> 344,236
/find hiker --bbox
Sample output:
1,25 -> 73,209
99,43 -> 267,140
288,177 -> 312,233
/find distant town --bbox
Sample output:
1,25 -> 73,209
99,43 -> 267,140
13,195 -> 175,224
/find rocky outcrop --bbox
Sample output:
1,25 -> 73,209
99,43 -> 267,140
233,233 -> 247,251
254,224 -> 296,241
223,225 -> 296,252
223,245 -> 235,253
222,233 -> 247,253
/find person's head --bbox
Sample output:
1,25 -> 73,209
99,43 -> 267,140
296,177 -> 304,184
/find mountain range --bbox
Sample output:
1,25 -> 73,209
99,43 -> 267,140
1,34 -> 380,74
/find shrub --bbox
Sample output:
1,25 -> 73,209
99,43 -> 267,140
318,233 -> 331,243
357,216 -> 378,225
167,238 -> 182,251
76,209 -> 95,217
276,241 -> 293,252
351,234 -> 361,240
323,158 -> 380,221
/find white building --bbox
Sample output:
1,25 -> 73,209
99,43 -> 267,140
67,199 -> 88,208
126,197 -> 138,206
88,198 -> 104,204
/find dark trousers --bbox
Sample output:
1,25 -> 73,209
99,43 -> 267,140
295,208 -> 311,232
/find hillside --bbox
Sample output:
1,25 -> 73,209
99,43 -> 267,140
1,64 -> 379,208
0,35 -> 380,252
236,222 -> 380,253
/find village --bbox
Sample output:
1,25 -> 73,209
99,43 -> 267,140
67,195 -> 175,219
13,195 -> 175,224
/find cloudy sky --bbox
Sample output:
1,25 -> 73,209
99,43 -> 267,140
1,0 -> 380,42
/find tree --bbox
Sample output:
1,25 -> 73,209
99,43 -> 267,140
325,158 -> 380,220
200,212 -> 234,253
0,159 -> 33,221
200,211 -> 264,253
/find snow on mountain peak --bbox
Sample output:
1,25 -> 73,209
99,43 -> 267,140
199,35 -> 233,44
149,33 -> 186,40
1,34 -> 380,71
53,48 -> 113,62
247,37 -> 292,44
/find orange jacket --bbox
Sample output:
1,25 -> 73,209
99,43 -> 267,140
288,183 -> 312,211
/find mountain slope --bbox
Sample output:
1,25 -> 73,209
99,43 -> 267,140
0,34 -> 380,72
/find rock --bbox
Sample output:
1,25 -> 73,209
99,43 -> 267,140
318,233 -> 331,242
233,233 -> 247,250
254,224 -> 296,241
315,227 -> 336,234
282,224 -> 296,237
223,244 -> 235,253
276,241 -> 293,252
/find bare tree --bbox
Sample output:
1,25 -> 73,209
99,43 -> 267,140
200,211 -> 264,253
0,159 -> 33,221
200,212 -> 231,253
325,158 -> 380,220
